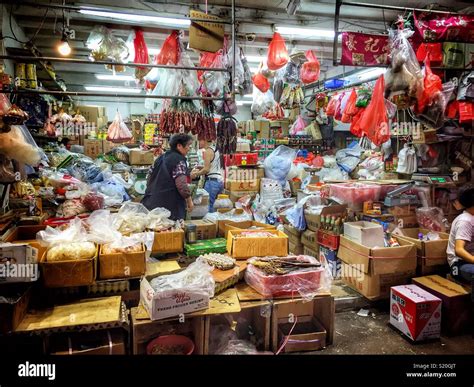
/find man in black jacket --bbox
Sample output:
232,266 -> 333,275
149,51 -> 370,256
142,133 -> 194,220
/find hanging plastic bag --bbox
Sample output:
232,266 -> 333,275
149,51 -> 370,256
416,57 -> 442,113
457,71 -> 474,101
326,94 -> 340,117
335,92 -> 350,121
133,29 -> 150,81
155,31 -> 180,65
289,116 -> 306,136
202,50 -> 230,97
358,76 -> 389,146
264,145 -> 297,186
251,89 -> 275,116
267,32 -> 289,71
252,64 -> 270,93
107,111 -> 133,143
341,89 -> 358,123
416,43 -> 443,63
300,50 -> 320,84
396,144 -> 417,174
240,52 -> 253,95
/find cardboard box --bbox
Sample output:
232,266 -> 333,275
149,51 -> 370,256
189,10 -> 224,53
303,246 -> 319,258
102,140 -> 120,154
395,228 -> 449,274
84,139 -> 103,159
40,247 -> 97,288
184,238 -> 227,257
184,220 -> 217,240
49,330 -> 126,355
387,205 -> 416,216
0,243 -> 39,283
393,215 -> 418,229
226,229 -> 288,259
337,236 -> 417,276
225,221 -> 275,239
258,124 -> 270,139
412,275 -> 471,336
0,284 -> 32,334
278,316 -> 327,353
390,284 -> 441,342
289,241 -> 304,255
216,209 -> 249,237
98,244 -> 146,280
226,179 -> 260,192
140,274 -> 210,321
3,225 -> 47,260
151,230 -> 184,254
283,224 -> 304,246
341,262 -> 415,300
236,142 -> 251,152
343,221 -> 385,248
301,230 -> 319,250
304,204 -> 347,232
78,105 -> 106,125
129,149 -> 154,165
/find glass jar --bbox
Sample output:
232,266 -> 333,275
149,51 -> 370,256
186,223 -> 197,244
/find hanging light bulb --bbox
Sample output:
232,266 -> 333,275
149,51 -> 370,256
58,34 -> 71,56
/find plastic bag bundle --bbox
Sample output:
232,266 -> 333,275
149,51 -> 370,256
67,157 -> 104,184
416,207 -> 447,233
263,146 -> 297,186
202,50 -> 230,97
150,258 -> 215,298
87,26 -> 129,68
107,111 -> 133,143
37,218 -> 88,247
267,32 -> 289,71
416,57 -> 442,114
335,144 -> 363,173
147,207 -> 176,231
251,89 -> 275,116
341,89 -> 358,123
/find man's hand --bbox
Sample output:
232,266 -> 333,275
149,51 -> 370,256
186,197 -> 194,213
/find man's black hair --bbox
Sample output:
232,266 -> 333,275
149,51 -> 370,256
169,133 -> 193,151
458,184 -> 474,209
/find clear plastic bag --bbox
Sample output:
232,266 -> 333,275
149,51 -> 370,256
113,202 -> 149,234
215,340 -> 260,355
245,255 -> 331,300
55,199 -> 88,218
202,50 -> 230,97
90,180 -> 129,207
416,207 -> 447,233
264,145 -> 297,186
251,89 -> 275,116
84,209 -> 122,244
240,53 -> 253,96
37,217 -> 88,247
150,258 -> 215,298
107,111 -> 133,143
67,157 -> 104,184
147,207 -> 176,231
0,126 -> 41,166
82,192 -> 105,211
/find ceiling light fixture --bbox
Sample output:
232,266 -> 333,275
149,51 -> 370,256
95,74 -> 136,81
58,34 -> 72,56
84,86 -> 142,93
286,0 -> 301,16
147,48 -> 161,55
79,10 -> 191,27
236,100 -> 253,106
276,26 -> 335,38
244,55 -> 266,63
357,67 -> 386,82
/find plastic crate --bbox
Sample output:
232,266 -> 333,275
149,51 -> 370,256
329,183 -> 381,211
317,229 -> 340,250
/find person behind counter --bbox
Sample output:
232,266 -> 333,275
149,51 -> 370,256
191,139 -> 223,212
141,133 -> 194,220
447,184 -> 474,296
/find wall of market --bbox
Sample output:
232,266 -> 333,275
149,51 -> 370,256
1,5 -> 29,77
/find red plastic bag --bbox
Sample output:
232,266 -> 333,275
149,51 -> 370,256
155,31 -> 180,65
358,76 -> 389,146
252,72 -> 270,93
416,57 -> 442,113
133,29 -> 149,69
416,43 -> 443,63
326,94 -> 339,116
459,101 -> 474,123
267,32 -> 288,71
446,100 -> 459,119
341,89 -> 358,123
350,109 -> 365,137
198,51 -> 219,84
300,50 -> 320,84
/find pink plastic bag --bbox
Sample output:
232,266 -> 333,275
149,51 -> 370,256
107,111 -> 133,143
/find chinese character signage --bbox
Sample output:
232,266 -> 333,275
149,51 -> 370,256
414,11 -> 474,43
340,32 -> 391,66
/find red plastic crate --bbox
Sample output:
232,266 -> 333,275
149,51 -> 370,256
317,229 -> 340,250
232,153 -> 258,166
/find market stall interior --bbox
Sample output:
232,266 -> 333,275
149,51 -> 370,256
0,0 -> 473,356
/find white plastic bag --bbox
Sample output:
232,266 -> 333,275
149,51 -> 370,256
264,145 -> 297,186
37,218 -> 88,247
396,144 -> 417,174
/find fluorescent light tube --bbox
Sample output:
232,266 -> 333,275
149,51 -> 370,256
95,74 -> 135,81
85,86 -> 142,93
357,67 -> 386,82
276,26 -> 335,38
148,48 -> 161,55
245,55 -> 266,63
79,10 -> 191,27
237,100 -> 253,106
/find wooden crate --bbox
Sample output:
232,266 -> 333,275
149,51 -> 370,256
271,295 -> 335,353
206,300 -> 271,354
131,307 -> 207,355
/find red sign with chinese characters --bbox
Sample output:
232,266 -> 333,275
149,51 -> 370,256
414,11 -> 474,43
340,32 -> 390,66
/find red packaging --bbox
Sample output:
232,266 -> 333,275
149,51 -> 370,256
390,284 -> 441,342
317,229 -> 340,250
245,256 -> 325,298
232,153 -> 258,166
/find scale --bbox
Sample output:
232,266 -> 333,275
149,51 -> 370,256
411,174 -> 454,185
131,167 -> 149,196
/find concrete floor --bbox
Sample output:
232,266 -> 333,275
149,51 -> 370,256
315,281 -> 474,355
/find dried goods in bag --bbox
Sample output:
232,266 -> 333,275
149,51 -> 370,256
155,31 -> 180,65
107,111 -> 133,143
252,72 -> 270,93
300,50 -> 321,84
267,32 -> 289,71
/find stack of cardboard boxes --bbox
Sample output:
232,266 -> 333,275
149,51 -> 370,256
78,105 -> 108,130
225,165 -> 264,204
